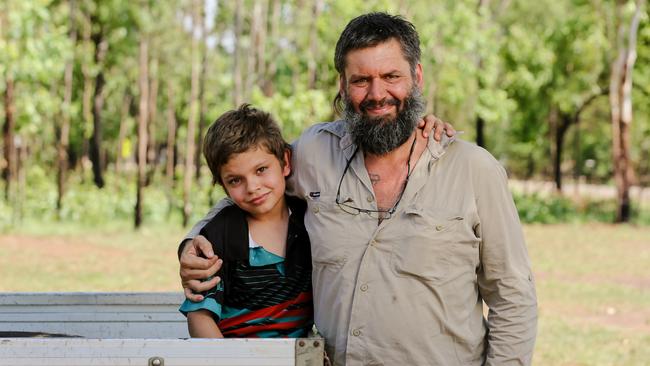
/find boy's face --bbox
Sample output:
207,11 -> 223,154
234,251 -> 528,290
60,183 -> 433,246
219,146 -> 290,220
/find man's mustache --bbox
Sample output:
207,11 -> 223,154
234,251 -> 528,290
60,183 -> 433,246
359,98 -> 400,113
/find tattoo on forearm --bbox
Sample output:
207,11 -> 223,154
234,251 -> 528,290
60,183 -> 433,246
369,173 -> 380,185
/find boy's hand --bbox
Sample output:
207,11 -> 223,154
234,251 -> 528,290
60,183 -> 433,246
179,235 -> 223,302
418,114 -> 455,141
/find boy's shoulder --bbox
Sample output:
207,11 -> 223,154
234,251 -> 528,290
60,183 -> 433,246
286,195 -> 307,218
199,202 -> 249,261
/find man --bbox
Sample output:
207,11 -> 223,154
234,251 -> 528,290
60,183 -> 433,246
180,12 -> 537,366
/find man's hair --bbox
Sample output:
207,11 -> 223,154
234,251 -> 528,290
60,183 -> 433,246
203,104 -> 289,186
333,12 -> 421,114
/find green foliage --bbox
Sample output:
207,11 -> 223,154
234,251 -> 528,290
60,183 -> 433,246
514,193 -> 576,224
1,0 -> 649,227
513,192 -> 650,224
0,165 -> 225,231
252,86 -> 332,141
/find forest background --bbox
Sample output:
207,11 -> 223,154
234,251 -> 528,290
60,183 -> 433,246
1,0 -> 649,365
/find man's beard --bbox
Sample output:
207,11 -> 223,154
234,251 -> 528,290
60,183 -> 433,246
344,86 -> 426,156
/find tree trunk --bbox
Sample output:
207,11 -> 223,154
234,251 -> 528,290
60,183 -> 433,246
89,22 -> 108,188
255,0 -> 268,91
290,1 -> 305,91
232,0 -> 243,107
609,0 -> 643,223
1,6 -> 16,202
474,0 -> 489,149
2,76 -> 15,202
195,5 -> 207,180
165,81 -> 177,220
57,0 -> 77,214
554,114 -> 570,193
246,1 -> 262,99
475,116 -> 485,148
115,92 -> 132,174
306,0 -> 323,89
135,36 -> 149,228
146,59 -> 159,185
165,81 -> 177,185
15,139 -> 27,222
183,0 -> 202,226
263,0 -> 281,96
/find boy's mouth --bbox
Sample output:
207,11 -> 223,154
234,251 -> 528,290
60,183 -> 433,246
248,192 -> 270,205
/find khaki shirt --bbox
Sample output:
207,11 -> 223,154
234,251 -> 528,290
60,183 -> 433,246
188,120 -> 537,365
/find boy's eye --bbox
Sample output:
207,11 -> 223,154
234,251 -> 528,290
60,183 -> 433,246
257,166 -> 268,174
227,177 -> 241,186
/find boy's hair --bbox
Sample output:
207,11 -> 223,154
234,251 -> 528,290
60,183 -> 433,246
203,104 -> 289,185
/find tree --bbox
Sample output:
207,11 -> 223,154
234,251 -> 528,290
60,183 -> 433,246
135,33 -> 149,228
1,3 -> 16,202
232,0 -> 244,107
56,0 -> 78,214
609,0 -> 645,222
89,10 -> 108,188
183,0 -> 202,226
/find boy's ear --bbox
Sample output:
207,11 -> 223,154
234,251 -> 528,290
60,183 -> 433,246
282,148 -> 292,177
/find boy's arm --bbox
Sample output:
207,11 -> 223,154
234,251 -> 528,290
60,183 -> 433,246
187,310 -> 224,338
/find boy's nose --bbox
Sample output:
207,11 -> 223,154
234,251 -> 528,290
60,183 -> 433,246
247,178 -> 261,193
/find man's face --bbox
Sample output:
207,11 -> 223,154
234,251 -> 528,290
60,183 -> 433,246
340,38 -> 425,155
340,38 -> 423,119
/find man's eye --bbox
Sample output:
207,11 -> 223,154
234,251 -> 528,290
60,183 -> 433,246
352,78 -> 368,85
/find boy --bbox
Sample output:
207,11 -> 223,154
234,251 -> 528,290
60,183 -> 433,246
179,104 -> 312,338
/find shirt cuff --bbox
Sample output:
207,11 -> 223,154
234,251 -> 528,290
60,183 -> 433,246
179,297 -> 222,320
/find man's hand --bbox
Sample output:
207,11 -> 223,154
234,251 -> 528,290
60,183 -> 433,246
179,235 -> 223,302
418,114 -> 455,141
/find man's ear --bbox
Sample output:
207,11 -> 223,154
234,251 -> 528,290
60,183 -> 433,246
415,63 -> 424,90
282,148 -> 292,177
338,74 -> 346,98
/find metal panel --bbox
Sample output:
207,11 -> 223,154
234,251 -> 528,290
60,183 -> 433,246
0,292 -> 188,338
0,293 -> 325,365
0,338 -> 326,366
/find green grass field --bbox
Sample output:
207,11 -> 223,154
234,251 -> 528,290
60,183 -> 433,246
1,222 -> 648,365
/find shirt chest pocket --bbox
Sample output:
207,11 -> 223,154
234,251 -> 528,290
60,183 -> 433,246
390,206 -> 478,284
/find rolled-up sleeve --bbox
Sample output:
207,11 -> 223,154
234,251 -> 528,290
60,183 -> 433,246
474,159 -> 538,365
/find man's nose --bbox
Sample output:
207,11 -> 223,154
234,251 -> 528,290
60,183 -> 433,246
366,79 -> 387,102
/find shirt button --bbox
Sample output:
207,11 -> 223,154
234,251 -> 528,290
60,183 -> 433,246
435,225 -> 444,231
351,329 -> 361,336
360,284 -> 368,291
312,206 -> 320,214
366,195 -> 374,202
369,239 -> 377,246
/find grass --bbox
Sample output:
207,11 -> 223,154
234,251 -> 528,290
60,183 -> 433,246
0,221 -> 186,292
1,222 -> 649,365
524,224 -> 650,366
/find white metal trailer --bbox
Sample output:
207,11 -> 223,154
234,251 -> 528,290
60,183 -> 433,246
0,292 -> 324,366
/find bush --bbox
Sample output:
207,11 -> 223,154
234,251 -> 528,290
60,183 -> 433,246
513,192 -> 648,225
0,166 -> 226,232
